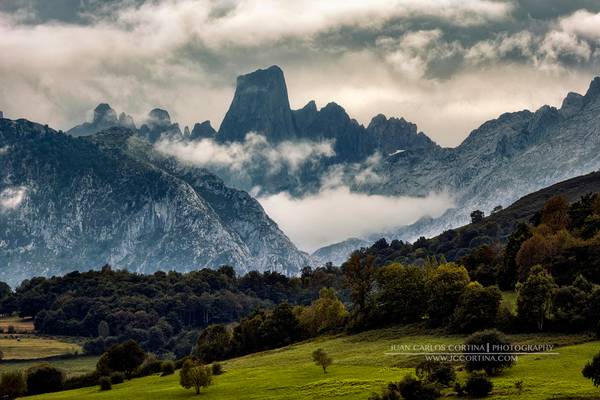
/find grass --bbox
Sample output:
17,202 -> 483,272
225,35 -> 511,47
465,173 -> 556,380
26,326 -> 600,400
0,356 -> 98,378
0,336 -> 82,360
0,316 -> 34,333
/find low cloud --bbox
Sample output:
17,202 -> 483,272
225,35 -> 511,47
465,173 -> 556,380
154,132 -> 334,173
0,186 -> 27,210
258,187 -> 453,252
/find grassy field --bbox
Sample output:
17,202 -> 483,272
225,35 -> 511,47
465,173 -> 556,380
0,336 -> 82,360
0,356 -> 98,378
0,316 -> 34,333
26,326 -> 600,400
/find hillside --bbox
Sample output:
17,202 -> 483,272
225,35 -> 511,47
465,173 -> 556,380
0,119 -> 310,285
347,170 -> 600,268
27,327 -> 600,400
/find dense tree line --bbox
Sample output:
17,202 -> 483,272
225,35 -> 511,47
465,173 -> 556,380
0,264 -> 344,357
345,194 -> 600,335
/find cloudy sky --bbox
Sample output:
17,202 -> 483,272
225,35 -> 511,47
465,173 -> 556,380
1,0 -> 600,147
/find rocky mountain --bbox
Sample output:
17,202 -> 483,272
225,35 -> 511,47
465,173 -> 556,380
67,103 -> 135,137
216,65 -> 436,163
0,118 -> 310,285
218,66 -> 297,143
60,67 -> 600,268
316,77 -> 600,263
138,108 -> 183,143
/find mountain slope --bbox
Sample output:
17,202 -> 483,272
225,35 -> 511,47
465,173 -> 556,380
314,77 -> 600,262
0,118 -> 310,285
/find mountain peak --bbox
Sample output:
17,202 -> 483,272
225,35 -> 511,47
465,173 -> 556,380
218,65 -> 296,142
190,120 -> 216,140
93,103 -> 117,125
584,76 -> 600,102
148,108 -> 171,125
560,92 -> 584,118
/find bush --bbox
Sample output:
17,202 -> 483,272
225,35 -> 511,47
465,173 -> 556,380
464,330 -> 515,375
63,371 -> 98,390
397,375 -> 440,400
0,370 -> 27,399
465,371 -> 493,398
26,364 -> 65,395
582,351 -> 600,387
99,376 -> 112,391
97,340 -> 145,378
110,372 -> 125,384
415,360 -> 455,386
161,361 -> 175,376
211,362 -> 223,375
454,381 -> 465,396
136,354 -> 162,377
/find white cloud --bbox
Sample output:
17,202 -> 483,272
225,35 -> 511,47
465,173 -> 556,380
0,0 -> 596,149
258,186 -> 453,252
154,132 -> 334,173
0,187 -> 27,210
559,10 -> 600,40
0,145 -> 9,155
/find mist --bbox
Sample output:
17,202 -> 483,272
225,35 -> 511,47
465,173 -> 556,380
258,187 -> 453,252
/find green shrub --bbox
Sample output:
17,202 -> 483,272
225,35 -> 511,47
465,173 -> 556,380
26,364 -> 65,395
211,362 -> 223,375
161,361 -> 175,376
136,354 -> 162,377
63,371 -> 98,390
99,376 -> 112,391
465,371 -> 493,398
397,375 -> 439,400
110,372 -> 125,384
582,351 -> 600,387
415,360 -> 455,386
464,330 -> 515,375
0,370 -> 27,399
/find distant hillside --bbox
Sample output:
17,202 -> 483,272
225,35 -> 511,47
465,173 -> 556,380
357,170 -> 600,268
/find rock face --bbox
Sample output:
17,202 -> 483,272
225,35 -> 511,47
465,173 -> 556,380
139,108 -> 183,143
218,65 -> 297,143
67,103 -> 135,137
0,119 -> 310,285
190,121 -> 216,140
215,65 -> 437,172
367,114 -> 438,155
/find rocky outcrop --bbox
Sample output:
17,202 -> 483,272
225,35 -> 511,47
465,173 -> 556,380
218,65 -> 297,143
67,103 -> 136,137
139,108 -> 183,143
190,121 -> 216,140
367,114 -> 438,155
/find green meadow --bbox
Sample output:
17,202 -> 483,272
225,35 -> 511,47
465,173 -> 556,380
26,326 -> 600,400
